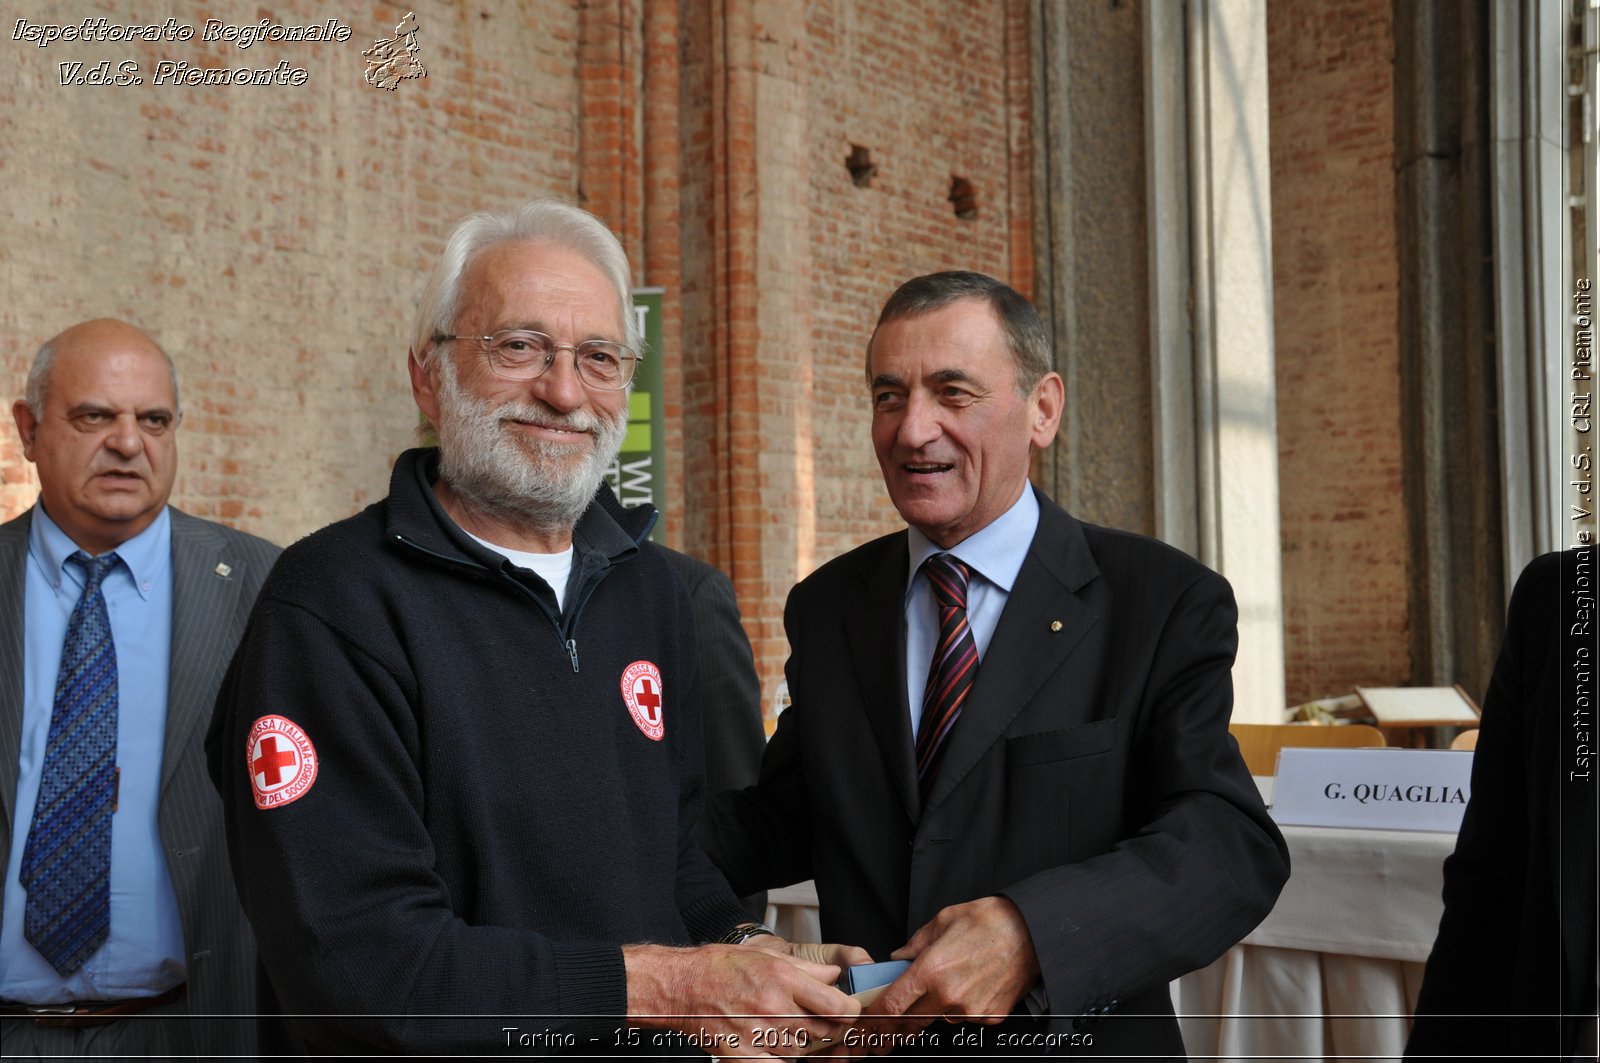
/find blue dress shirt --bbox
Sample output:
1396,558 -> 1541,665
902,487 -> 1040,738
0,506 -> 184,1003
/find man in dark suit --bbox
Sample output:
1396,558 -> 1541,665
661,547 -> 771,921
0,320 -> 278,1057
1406,548 -> 1598,1060
701,272 -> 1289,1057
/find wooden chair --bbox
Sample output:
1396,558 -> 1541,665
1449,728 -> 1479,752
1229,722 -> 1387,776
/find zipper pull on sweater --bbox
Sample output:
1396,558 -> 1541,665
566,638 -> 580,673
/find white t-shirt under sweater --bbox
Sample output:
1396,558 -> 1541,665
465,530 -> 573,611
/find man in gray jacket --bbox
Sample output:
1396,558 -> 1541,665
0,319 -> 278,1057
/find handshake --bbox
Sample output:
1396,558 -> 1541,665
623,895 -> 1040,1059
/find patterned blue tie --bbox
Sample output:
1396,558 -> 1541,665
20,551 -> 119,975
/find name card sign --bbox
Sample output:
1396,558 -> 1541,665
1271,748 -> 1473,832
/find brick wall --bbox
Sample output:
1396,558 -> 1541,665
1,0 -> 1034,718
3,2 -> 1430,723
1267,0 -> 1412,705
805,0 -> 1029,565
0,1 -> 582,545
672,0 -> 1032,708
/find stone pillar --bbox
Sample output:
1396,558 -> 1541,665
1033,0 -> 1286,720
1393,0 -> 1505,697
1182,0 -> 1287,723
1489,0 -> 1571,574
1030,0 -> 1155,536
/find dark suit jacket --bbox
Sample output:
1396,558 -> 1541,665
701,490 -> 1289,1057
0,506 -> 278,1054
662,547 -> 769,921
1406,549 -> 1599,1060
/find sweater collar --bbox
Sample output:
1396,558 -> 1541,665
384,447 -> 653,571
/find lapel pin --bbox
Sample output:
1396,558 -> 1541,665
215,563 -> 233,578
1050,620 -> 1063,632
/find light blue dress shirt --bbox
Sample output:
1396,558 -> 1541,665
902,487 -> 1040,737
0,506 -> 184,1003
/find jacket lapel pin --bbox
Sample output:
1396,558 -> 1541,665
1050,620 -> 1063,632
215,562 -> 233,578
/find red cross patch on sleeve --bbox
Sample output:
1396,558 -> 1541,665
620,660 -> 666,741
246,714 -> 319,810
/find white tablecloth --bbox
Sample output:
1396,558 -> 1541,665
764,822 -> 1457,1062
766,882 -> 822,944
1173,823 -> 1456,1061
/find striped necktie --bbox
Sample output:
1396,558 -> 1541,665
20,551 -> 120,975
915,553 -> 978,803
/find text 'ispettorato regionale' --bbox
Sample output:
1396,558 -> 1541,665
13,17 -> 352,87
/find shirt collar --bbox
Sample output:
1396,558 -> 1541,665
904,485 -> 1040,600
29,504 -> 171,600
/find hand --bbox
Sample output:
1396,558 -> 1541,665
880,896 -> 1039,1024
813,897 -> 1039,1058
745,933 -> 874,970
624,943 -> 861,1058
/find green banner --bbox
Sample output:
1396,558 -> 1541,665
608,288 -> 666,539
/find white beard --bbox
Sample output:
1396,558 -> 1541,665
433,355 -> 627,535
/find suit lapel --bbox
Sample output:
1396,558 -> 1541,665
0,512 -> 31,838
842,535 -> 919,824
922,495 -> 1101,814
164,511 -> 243,790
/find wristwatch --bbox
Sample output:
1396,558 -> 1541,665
717,922 -> 777,945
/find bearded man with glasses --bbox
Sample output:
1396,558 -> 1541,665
206,200 -> 866,1055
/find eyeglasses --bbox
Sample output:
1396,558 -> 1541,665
434,329 -> 642,391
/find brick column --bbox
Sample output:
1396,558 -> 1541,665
577,0 -> 644,260
642,1 -> 687,543
711,0 -> 815,711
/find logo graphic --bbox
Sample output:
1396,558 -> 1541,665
247,714 -> 319,809
363,11 -> 426,90
620,660 -> 666,741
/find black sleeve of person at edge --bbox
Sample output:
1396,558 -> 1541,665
1406,548 -> 1598,1061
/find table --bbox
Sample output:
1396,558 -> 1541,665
765,820 -> 1456,1062
766,882 -> 822,944
1172,822 -> 1455,1061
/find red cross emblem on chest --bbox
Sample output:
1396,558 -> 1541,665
620,661 -> 666,741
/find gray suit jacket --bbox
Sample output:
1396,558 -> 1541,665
0,506 -> 278,1052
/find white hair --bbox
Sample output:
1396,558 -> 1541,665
411,200 -> 638,365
